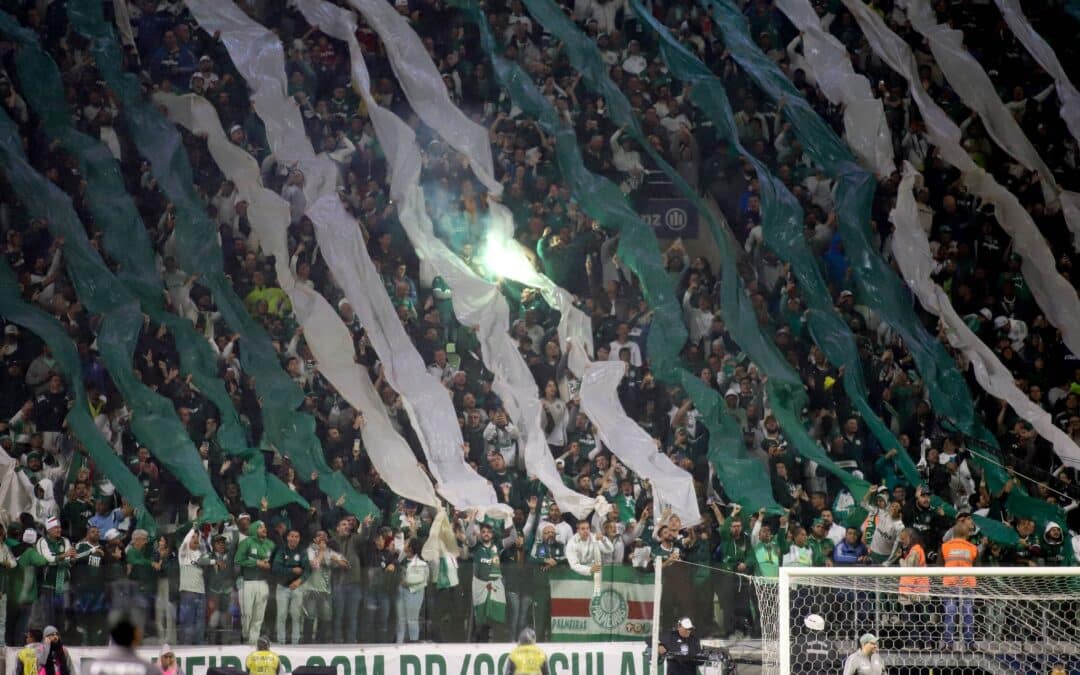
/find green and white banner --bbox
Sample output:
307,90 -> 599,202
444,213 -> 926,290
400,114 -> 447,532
5,643 -> 653,675
549,567 -> 654,642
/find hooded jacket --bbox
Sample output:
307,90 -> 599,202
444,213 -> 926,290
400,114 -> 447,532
32,479 -> 59,526
1042,522 -> 1065,566
234,520 -> 275,582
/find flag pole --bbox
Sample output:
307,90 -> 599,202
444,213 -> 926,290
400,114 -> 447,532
650,556 -> 662,675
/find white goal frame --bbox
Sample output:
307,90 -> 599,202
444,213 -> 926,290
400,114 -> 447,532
777,566 -> 1080,675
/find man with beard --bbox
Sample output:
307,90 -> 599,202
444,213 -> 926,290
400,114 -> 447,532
235,520 -> 275,644
72,525 -> 106,644
528,520 -> 565,641
903,485 -> 950,555
35,517 -> 74,627
467,517 -> 514,642
330,515 -> 369,644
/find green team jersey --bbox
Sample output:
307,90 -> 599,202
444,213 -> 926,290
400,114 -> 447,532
567,430 -> 597,457
613,494 -> 638,523
471,542 -> 502,581
753,541 -> 781,578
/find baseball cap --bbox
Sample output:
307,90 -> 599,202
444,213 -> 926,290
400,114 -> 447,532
859,633 -> 878,646
678,617 -> 694,630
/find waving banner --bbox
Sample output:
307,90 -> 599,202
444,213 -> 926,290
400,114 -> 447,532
0,107 -> 228,522
286,0 -> 607,520
67,0 -> 377,520
840,0 -> 1080,357
898,0 -> 1080,250
182,0 -> 500,513
0,11 -> 300,509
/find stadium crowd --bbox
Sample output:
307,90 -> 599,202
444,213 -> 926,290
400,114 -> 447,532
0,0 -> 1079,650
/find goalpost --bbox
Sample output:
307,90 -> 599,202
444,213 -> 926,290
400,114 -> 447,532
758,566 -> 1080,675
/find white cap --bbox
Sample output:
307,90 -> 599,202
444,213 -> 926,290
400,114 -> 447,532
678,617 -> 694,630
804,614 -> 825,631
22,529 -> 37,545
45,517 -> 60,531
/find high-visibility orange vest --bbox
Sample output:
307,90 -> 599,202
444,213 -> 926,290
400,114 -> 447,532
898,544 -> 929,595
941,538 -> 977,587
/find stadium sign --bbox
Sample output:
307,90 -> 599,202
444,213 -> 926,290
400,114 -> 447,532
8,643 -> 659,675
639,199 -> 699,239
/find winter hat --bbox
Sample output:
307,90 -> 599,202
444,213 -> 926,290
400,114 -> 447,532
45,517 -> 60,531
1045,522 -> 1063,543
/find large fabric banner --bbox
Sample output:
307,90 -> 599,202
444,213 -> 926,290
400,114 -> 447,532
549,567 -> 654,642
898,0 -> 1080,248
3,643 -> 652,675
66,0 -> 376,520
840,0 -> 1080,357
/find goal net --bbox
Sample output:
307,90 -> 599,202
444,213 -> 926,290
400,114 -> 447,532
757,567 -> 1080,675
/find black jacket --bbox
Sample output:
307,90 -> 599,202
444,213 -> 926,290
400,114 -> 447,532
659,629 -> 701,675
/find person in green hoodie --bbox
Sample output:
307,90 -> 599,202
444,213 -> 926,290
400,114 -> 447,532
235,520 -> 275,645
710,503 -> 755,638
12,528 -> 47,640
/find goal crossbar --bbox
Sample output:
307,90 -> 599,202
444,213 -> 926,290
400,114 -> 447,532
781,566 -> 1080,578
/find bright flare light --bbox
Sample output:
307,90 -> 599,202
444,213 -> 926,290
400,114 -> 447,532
479,231 -> 535,282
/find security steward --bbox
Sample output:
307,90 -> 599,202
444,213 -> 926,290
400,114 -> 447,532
505,628 -> 550,675
246,636 -> 284,675
16,630 -> 44,675
658,618 -> 702,675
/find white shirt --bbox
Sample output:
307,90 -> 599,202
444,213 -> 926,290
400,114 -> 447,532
565,533 -> 614,576
869,509 -> 904,558
538,519 -> 574,547
827,523 -> 846,546
608,339 -> 642,367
